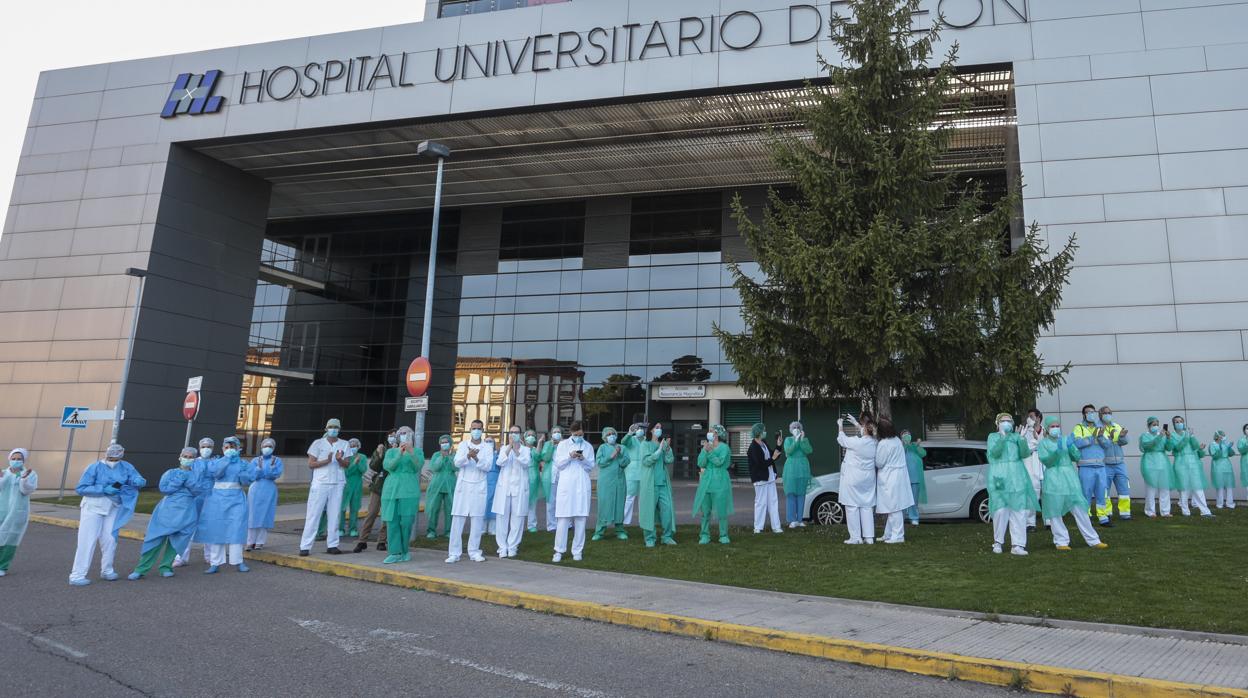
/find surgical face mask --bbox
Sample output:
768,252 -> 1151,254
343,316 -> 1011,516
1000,421 -> 1013,433
510,432 -> 521,442
1149,425 -> 1160,434
199,447 -> 212,459
525,435 -> 536,446
1175,422 -> 1186,432
707,432 -> 716,442
902,434 -> 912,444
387,436 -> 397,446
1101,414 -> 1114,424
106,458 -> 121,464
571,435 -> 583,445
180,457 -> 195,467
551,432 -> 562,442
471,428 -> 483,441
1084,413 -> 1097,423
326,429 -> 339,438
1048,427 -> 1062,438
223,448 -> 239,458
261,446 -> 274,456
606,434 -> 617,445
791,428 -> 801,439
398,433 -> 410,445
8,460 -> 22,471
652,428 -> 662,438
440,441 -> 451,451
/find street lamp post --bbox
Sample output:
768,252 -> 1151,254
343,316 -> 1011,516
112,268 -> 147,444
414,140 -> 451,451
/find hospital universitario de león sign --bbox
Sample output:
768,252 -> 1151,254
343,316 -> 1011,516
220,1 -> 1028,106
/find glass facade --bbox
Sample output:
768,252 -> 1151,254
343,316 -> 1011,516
439,0 -> 570,19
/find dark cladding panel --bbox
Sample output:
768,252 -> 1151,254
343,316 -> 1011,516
722,187 -> 766,264
456,206 -> 501,275
583,197 -> 629,270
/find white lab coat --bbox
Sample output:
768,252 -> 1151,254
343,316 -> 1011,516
553,439 -> 595,518
837,431 -> 877,508
874,437 -> 915,514
1022,426 -> 1044,490
491,442 -> 532,515
452,439 -> 494,517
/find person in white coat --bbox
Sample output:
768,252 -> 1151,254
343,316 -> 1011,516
299,418 -> 349,556
492,424 -> 531,558
837,414 -> 878,544
448,420 -> 493,563
1021,408 -> 1045,531
873,418 -> 915,544
552,421 -> 595,562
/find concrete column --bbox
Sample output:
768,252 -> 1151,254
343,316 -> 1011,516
708,398 -> 722,427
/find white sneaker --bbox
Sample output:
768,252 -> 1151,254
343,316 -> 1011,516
864,538 -> 874,545
572,555 -> 582,562
469,554 -> 486,563
884,538 -> 904,544
844,538 -> 862,545
797,522 -> 806,527
788,521 -> 799,529
498,551 -> 508,559
445,555 -> 460,564
172,558 -> 186,568
508,549 -> 519,557
1010,546 -> 1028,556
992,544 -> 1003,554
753,529 -> 763,534
552,553 -> 563,562
772,529 -> 784,534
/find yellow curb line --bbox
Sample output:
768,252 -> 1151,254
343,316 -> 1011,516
30,514 -> 1247,698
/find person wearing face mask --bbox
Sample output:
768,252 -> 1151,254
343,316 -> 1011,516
527,431 -> 554,534
837,414 -> 877,544
492,425 -> 532,558
196,436 -> 254,574
1097,406 -> 1131,522
300,418 -> 350,556
782,421 -> 812,529
693,424 -> 735,545
986,413 -> 1039,555
639,422 -> 677,547
593,427 -> 630,541
0,448 -> 38,577
747,423 -> 783,535
872,418 -> 913,544
1020,409 -> 1045,531
381,426 -> 423,564
1238,424 -> 1248,504
900,429 -> 927,526
1139,417 -> 1175,518
246,437 -> 283,551
173,436 -> 216,568
354,429 -> 396,553
425,434 -> 457,539
69,443 -> 146,586
448,420 -> 494,563
1208,430 -> 1236,509
1073,404 -> 1112,527
129,447 -> 208,580
341,438 -> 368,537
552,422 -> 595,562
484,435 -> 502,535
1169,416 -> 1213,517
1037,417 -> 1107,551
543,428 -> 564,533
621,422 -> 648,528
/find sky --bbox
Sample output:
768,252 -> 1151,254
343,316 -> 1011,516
0,0 -> 423,235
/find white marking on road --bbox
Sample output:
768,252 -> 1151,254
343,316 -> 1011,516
293,618 -> 614,697
0,620 -> 88,659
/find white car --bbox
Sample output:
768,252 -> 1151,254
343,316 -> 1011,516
803,440 -> 992,525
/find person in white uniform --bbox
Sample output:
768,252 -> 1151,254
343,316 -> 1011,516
1021,408 -> 1045,531
448,420 -> 493,563
552,421 -> 595,562
492,424 -> 531,558
300,418 -> 349,556
836,414 -> 877,544
873,418 -> 915,544
69,443 -> 147,585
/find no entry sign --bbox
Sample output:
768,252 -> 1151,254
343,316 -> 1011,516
182,391 -> 201,421
406,357 -> 431,397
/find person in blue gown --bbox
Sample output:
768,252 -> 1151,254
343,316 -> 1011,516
129,447 -> 209,579
247,437 -> 283,550
174,436 -> 216,568
196,436 -> 254,574
68,443 -> 146,586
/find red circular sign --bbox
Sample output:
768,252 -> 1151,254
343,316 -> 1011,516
406,357 -> 432,397
182,391 -> 201,421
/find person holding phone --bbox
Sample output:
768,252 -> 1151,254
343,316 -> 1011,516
69,443 -> 146,586
1139,417 -> 1175,518
694,424 -> 735,545
552,422 -> 595,562
0,448 -> 38,577
900,429 -> 927,526
620,422 -> 648,528
837,414 -> 877,544
639,423 -> 677,547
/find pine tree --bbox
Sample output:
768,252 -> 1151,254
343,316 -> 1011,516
715,0 -> 1075,423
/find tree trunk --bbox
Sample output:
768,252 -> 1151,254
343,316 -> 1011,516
874,382 -> 893,421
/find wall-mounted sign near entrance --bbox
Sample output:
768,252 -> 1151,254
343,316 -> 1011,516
657,385 -> 707,399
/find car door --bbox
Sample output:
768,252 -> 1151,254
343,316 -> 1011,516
920,448 -> 982,515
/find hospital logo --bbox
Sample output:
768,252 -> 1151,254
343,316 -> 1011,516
161,71 -> 225,118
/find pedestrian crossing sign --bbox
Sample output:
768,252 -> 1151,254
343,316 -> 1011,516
61,406 -> 90,429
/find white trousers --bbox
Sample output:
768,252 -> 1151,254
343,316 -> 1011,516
992,508 -> 1027,548
753,481 -> 781,532
554,516 -> 587,556
70,506 -> 119,581
300,482 -> 344,551
1049,508 -> 1100,547
448,514 -> 484,559
882,511 -> 905,543
206,543 -> 243,566
1179,489 -> 1211,516
623,493 -> 637,525
1143,487 -> 1172,517
246,528 -> 269,546
494,494 -> 527,555
527,501 -> 539,529
546,496 -> 557,532
1215,487 -> 1237,508
845,505 -> 875,542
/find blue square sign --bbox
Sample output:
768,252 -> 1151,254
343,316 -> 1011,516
61,406 -> 89,429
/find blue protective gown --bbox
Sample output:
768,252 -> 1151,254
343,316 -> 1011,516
0,469 -> 38,546
194,455 -> 254,545
142,467 -> 207,554
75,459 -> 147,538
247,455 -> 283,529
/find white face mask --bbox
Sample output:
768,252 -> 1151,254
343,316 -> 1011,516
261,446 -> 274,456
791,428 -> 800,438
551,432 -> 562,442
387,436 -> 397,446
706,432 -> 716,442
398,434 -> 410,445
223,448 -> 239,458
199,447 -> 212,459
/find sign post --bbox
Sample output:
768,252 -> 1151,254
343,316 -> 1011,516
405,357 -> 432,443
57,406 -> 115,500
183,376 -> 203,448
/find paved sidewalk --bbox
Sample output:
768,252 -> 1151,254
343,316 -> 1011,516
30,501 -> 1248,696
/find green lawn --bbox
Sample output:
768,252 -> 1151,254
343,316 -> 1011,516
36,485 -> 310,515
411,510 -> 1248,636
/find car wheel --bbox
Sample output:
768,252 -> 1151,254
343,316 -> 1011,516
970,491 -> 991,524
813,494 -> 844,526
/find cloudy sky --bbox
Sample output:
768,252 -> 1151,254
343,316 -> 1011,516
0,0 -> 421,234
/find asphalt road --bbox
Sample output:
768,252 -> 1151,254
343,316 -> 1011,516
3,524 -> 1027,698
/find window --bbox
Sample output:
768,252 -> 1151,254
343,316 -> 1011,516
629,192 -> 723,256
923,448 -> 987,470
500,201 -> 585,261
453,409 -> 466,430
440,0 -> 570,19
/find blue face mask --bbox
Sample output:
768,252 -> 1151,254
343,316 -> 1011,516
510,432 -> 521,442
1049,427 -> 1062,438
1176,423 -> 1186,432
223,448 -> 239,459
440,441 -> 451,451
1149,425 -> 1160,434
1085,413 -> 1097,423
652,428 -> 662,438
179,457 -> 194,467
1000,422 -> 1014,433
9,460 -> 22,472
1102,414 -> 1114,424
261,447 -> 274,456
551,432 -> 562,442
606,434 -> 617,444
571,435 -> 583,445
326,429 -> 339,438
471,428 -> 483,441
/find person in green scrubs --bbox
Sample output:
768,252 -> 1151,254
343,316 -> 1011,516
425,434 -> 456,538
621,422 -> 648,528
782,421 -> 813,528
381,426 -> 423,564
694,424 -> 734,545
639,422 -> 676,547
341,438 -> 368,537
593,427 -> 629,541
528,431 -> 556,533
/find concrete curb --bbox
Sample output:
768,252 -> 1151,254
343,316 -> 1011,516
29,514 -> 1248,698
